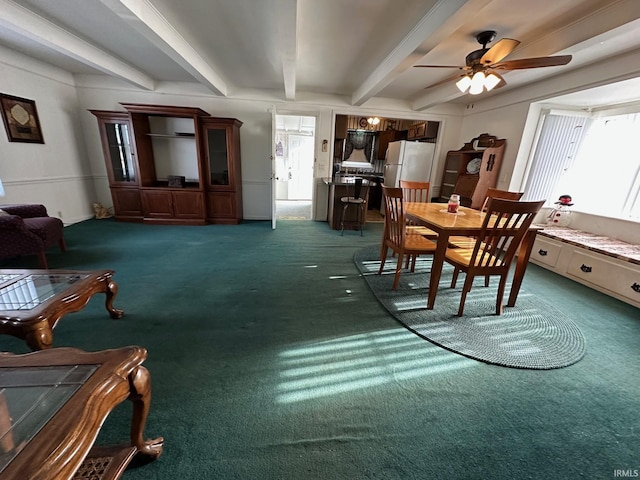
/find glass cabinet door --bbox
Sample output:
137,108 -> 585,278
206,127 -> 230,186
103,119 -> 136,184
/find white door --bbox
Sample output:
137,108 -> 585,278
271,106 -> 277,229
287,134 -> 314,199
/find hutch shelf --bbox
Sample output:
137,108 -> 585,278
439,134 -> 506,209
91,104 -> 243,225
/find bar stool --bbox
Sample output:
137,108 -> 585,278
340,178 -> 368,236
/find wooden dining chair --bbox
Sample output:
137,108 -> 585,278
399,180 -> 438,269
399,180 -> 438,237
481,187 -> 525,212
444,198 -> 544,316
378,186 -> 437,290
449,187 -> 525,249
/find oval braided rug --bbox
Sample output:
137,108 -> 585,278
354,245 -> 586,369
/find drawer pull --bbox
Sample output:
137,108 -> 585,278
580,264 -> 592,273
538,249 -> 548,256
632,283 -> 640,293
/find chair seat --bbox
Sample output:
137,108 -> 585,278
22,217 -> 64,248
447,235 -> 477,248
406,225 -> 438,239
340,196 -> 366,204
445,244 -> 494,267
404,235 -> 437,251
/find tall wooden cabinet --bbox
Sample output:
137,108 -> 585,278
89,111 -> 143,221
439,135 -> 506,209
91,104 -> 243,225
201,117 -> 243,224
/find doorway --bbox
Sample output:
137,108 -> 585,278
275,115 -> 316,220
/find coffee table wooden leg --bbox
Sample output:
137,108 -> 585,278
105,279 -> 125,319
25,323 -> 53,351
128,366 -> 164,459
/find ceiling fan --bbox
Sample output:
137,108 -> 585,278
415,30 -> 572,94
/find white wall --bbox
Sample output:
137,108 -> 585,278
0,46 -> 96,224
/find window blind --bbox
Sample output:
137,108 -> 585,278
522,113 -> 591,205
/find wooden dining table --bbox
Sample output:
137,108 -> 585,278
405,202 -> 543,310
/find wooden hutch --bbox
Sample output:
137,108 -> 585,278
90,103 -> 242,225
439,134 -> 506,209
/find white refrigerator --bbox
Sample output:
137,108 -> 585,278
381,140 -> 436,214
383,140 -> 436,188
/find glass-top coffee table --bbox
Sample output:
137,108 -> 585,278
0,269 -> 124,351
0,345 -> 163,479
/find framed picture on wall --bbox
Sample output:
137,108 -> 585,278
0,93 -> 44,143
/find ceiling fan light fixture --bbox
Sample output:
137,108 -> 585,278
484,72 -> 501,91
456,75 -> 472,93
469,71 -> 485,95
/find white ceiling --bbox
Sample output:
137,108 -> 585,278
1,0 -> 640,110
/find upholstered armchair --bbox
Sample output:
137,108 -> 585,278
0,204 -> 66,268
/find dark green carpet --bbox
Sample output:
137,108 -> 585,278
354,245 -> 586,369
1,219 -> 639,479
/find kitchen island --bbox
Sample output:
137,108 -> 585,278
323,175 -> 381,230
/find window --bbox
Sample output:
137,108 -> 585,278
523,110 -> 640,222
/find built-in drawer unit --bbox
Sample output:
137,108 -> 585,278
531,236 -> 563,268
566,249 -> 640,306
529,230 -> 640,309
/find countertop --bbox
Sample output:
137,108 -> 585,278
322,175 -> 381,186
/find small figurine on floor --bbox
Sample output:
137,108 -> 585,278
547,194 -> 573,227
93,202 -> 113,219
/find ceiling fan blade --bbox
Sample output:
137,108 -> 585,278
480,38 -> 520,65
493,55 -> 572,70
414,65 -> 467,69
424,72 -> 467,89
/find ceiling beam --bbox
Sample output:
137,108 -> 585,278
350,0 -> 490,106
276,0 -> 298,101
0,0 -> 155,90
100,0 -> 228,96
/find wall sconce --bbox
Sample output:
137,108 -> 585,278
456,71 -> 503,95
367,117 -> 380,126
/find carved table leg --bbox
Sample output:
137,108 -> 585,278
25,323 -> 53,351
128,366 -> 163,459
105,279 -> 125,319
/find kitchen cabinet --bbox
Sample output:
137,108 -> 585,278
335,115 -> 348,139
374,129 -> 406,160
406,121 -> 439,141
